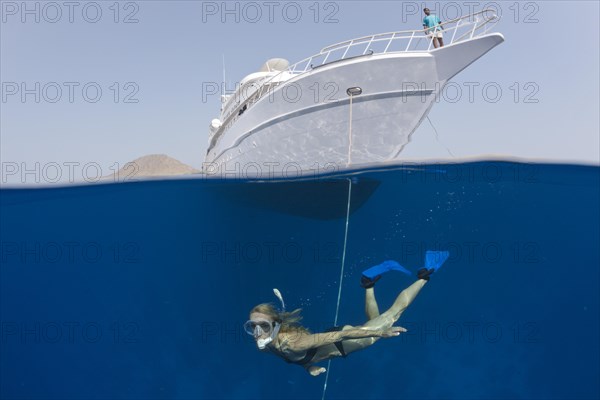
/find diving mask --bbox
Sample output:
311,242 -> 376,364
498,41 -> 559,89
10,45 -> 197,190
244,318 -> 281,349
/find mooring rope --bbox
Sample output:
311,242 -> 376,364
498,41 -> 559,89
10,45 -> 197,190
321,178 -> 352,400
427,115 -> 455,157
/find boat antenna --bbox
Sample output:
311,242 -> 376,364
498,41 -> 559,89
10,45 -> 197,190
222,54 -> 226,97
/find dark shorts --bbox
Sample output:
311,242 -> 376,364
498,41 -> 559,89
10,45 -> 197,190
325,326 -> 347,357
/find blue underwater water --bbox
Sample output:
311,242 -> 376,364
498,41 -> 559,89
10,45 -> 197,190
1,161 -> 599,400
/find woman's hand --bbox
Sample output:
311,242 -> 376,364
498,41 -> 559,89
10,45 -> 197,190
378,326 -> 407,338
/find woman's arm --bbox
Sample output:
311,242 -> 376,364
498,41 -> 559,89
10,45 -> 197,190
282,326 -> 406,352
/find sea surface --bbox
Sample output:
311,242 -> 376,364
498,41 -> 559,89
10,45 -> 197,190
1,161 -> 598,400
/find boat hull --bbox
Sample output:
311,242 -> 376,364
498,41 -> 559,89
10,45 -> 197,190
204,33 -> 504,178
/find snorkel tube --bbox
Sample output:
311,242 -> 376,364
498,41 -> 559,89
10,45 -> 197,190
273,288 -> 285,311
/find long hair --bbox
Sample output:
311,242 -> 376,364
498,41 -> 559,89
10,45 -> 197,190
250,303 -> 310,335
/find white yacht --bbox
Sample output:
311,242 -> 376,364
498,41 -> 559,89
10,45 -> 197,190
203,10 -> 504,178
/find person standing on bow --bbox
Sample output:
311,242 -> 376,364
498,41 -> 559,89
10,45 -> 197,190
423,8 -> 444,48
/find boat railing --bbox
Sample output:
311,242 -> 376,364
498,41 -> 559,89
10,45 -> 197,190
253,9 -> 498,98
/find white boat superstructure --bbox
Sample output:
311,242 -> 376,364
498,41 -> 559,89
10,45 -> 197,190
203,10 -> 504,178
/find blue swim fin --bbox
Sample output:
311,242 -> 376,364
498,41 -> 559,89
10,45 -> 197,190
362,260 -> 412,279
425,250 -> 450,271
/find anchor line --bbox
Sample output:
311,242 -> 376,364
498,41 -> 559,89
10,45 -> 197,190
321,178 -> 352,400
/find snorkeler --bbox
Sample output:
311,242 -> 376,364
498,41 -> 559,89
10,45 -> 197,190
244,252 -> 448,376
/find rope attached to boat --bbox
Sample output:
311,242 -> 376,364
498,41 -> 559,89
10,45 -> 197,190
347,95 -> 354,166
321,178 -> 352,400
427,115 -> 455,157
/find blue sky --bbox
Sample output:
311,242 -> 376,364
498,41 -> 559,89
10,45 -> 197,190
1,1 -> 599,183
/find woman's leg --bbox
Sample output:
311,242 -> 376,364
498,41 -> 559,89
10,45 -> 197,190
365,287 -> 380,320
339,278 -> 428,356
362,278 -> 427,331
